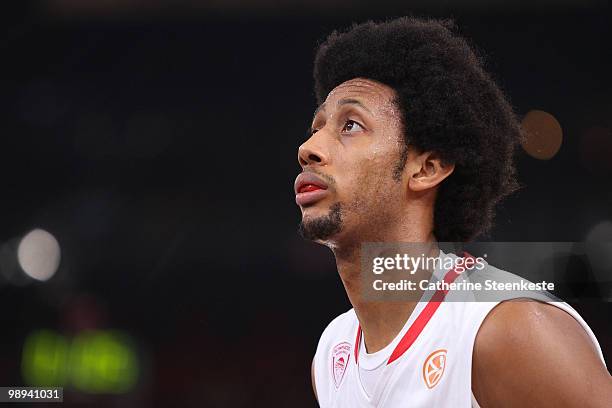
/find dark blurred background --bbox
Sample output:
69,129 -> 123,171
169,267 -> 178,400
0,0 -> 611,406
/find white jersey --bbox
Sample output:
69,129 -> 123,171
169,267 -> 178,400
313,253 -> 606,408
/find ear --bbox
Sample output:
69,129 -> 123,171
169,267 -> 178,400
406,151 -> 455,192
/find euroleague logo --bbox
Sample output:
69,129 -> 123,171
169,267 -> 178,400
331,342 -> 351,389
422,349 -> 447,389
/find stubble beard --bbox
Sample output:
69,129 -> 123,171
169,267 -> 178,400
298,203 -> 343,242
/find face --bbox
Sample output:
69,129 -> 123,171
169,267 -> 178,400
295,78 -> 408,245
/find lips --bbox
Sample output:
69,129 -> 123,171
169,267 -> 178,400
298,184 -> 323,193
294,172 -> 329,206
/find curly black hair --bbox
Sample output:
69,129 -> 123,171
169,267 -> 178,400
313,16 -> 521,242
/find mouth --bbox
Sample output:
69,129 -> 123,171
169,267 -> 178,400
294,172 -> 330,207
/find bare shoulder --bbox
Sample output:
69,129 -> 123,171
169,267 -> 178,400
472,300 -> 612,408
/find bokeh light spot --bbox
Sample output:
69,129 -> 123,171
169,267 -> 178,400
21,330 -> 139,394
71,331 -> 139,394
521,110 -> 563,160
21,330 -> 69,386
17,229 -> 61,281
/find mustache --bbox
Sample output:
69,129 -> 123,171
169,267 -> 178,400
304,169 -> 336,188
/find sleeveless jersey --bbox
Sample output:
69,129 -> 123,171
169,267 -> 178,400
313,252 -> 606,408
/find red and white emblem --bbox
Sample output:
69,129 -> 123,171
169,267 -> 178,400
331,342 -> 351,389
423,349 -> 447,389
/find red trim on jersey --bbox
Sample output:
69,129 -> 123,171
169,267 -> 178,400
354,252 -> 475,366
354,324 -> 362,363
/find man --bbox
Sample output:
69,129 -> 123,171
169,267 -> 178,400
295,17 -> 612,407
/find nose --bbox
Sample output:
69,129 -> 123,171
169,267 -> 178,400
298,133 -> 329,168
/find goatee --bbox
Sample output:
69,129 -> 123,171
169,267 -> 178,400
298,203 -> 343,241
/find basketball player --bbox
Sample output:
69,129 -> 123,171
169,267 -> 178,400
295,17 -> 612,407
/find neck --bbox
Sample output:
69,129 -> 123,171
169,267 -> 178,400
332,219 -> 438,354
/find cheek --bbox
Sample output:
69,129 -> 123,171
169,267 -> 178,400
332,130 -> 404,199
362,139 -> 403,177
340,132 -> 399,167
337,151 -> 398,198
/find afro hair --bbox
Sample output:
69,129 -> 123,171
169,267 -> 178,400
313,17 -> 521,242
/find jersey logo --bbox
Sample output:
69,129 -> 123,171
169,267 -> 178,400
331,342 -> 351,389
423,349 -> 447,389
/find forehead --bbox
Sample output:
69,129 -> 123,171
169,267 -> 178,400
323,78 -> 396,108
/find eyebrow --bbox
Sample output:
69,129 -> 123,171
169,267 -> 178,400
337,98 -> 372,114
312,98 -> 372,122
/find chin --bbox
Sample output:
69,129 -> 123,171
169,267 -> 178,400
299,202 -> 343,242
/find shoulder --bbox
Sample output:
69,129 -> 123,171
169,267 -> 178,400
472,299 -> 612,407
315,308 -> 357,352
313,308 -> 357,368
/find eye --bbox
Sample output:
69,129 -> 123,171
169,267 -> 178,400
341,120 -> 364,134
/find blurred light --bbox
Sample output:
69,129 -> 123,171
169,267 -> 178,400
21,330 -> 69,386
521,110 -> 563,160
586,220 -> 612,242
17,229 -> 61,282
63,294 -> 108,331
0,242 -> 30,287
71,331 -> 139,394
579,126 -> 612,175
22,330 -> 139,394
